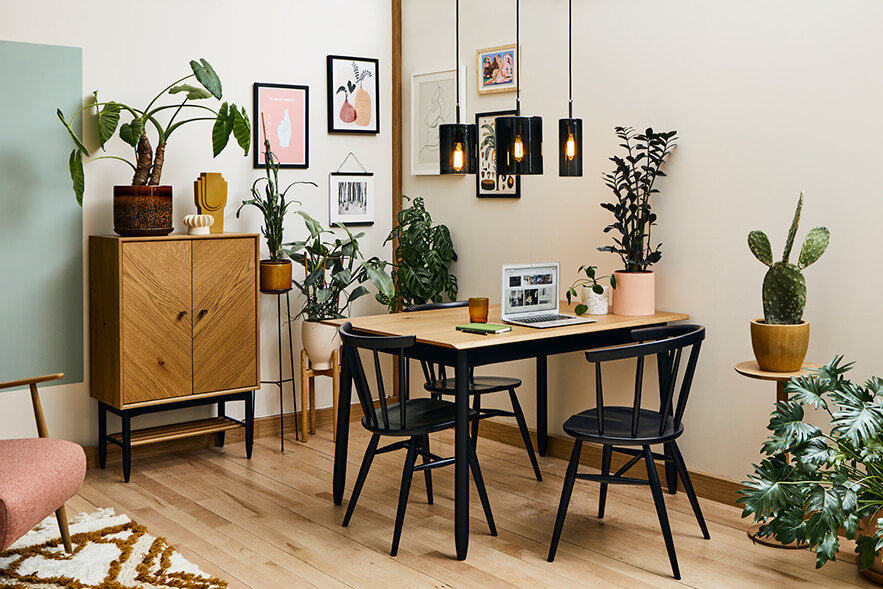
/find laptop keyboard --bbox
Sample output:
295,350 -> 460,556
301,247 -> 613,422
517,314 -> 574,324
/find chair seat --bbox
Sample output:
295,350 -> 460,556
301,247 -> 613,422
363,398 -> 477,436
424,375 -> 522,396
0,438 -> 86,551
563,407 -> 684,445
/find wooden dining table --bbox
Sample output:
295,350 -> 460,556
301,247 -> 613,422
323,302 -> 689,560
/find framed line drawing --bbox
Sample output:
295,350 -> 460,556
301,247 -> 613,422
410,68 -> 466,175
253,83 -> 309,168
329,172 -> 374,226
327,55 -> 379,134
476,109 -> 520,198
477,44 -> 517,94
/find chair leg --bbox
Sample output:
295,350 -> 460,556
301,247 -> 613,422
671,442 -> 710,539
471,395 -> 481,448
420,435 -> 433,504
55,504 -> 73,553
548,440 -> 582,562
391,437 -> 419,557
342,433 -> 380,527
467,441 -> 497,536
642,445 -> 680,580
598,444 -> 612,518
508,388 -> 542,481
664,442 -> 678,494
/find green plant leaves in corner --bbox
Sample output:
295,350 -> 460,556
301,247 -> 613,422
94,95 -> 120,150
169,84 -> 213,100
190,58 -> 222,99
212,102 -> 232,157
119,118 -> 144,148
69,149 -> 85,206
231,104 -> 251,155
57,109 -> 90,156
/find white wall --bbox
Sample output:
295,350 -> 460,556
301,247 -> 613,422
0,0 -> 392,444
403,0 -> 883,480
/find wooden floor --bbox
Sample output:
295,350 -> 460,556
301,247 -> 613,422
68,427 -> 875,588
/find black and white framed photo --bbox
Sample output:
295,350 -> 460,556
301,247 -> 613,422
476,109 -> 520,197
410,68 -> 466,175
327,55 -> 380,134
329,172 -> 374,226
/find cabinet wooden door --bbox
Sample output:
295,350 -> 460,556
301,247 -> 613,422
121,241 -> 192,404
192,238 -> 257,394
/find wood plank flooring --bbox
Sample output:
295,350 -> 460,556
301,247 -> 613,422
68,428 -> 876,588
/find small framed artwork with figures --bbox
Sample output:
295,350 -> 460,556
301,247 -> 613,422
476,44 -> 517,94
476,110 -> 520,198
327,55 -> 380,134
253,83 -> 309,168
329,172 -> 374,226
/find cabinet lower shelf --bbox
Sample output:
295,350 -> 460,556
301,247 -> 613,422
109,416 -> 243,447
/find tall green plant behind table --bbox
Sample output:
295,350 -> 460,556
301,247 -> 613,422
380,196 -> 457,311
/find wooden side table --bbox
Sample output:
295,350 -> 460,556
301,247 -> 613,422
300,349 -> 340,442
734,360 -> 822,548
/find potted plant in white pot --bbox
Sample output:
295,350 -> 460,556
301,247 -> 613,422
598,127 -> 677,315
566,265 -> 615,315
284,212 -> 393,369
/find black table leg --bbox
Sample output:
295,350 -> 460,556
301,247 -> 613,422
121,412 -> 132,483
333,343 -> 353,505
454,350 -> 470,560
245,391 -> 255,459
537,354 -> 548,456
98,403 -> 107,469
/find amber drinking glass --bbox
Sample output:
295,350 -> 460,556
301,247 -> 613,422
468,297 -> 489,323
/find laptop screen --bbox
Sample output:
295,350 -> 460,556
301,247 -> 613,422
503,264 -> 559,316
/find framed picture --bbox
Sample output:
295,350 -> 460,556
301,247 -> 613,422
253,83 -> 309,168
329,172 -> 374,226
327,55 -> 379,134
410,69 -> 466,175
476,110 -> 520,198
476,44 -> 517,94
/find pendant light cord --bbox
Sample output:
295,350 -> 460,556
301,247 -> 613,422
515,0 -> 521,115
455,0 -> 461,124
568,0 -> 572,119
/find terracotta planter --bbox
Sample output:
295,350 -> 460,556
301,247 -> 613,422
750,319 -> 810,372
302,320 -> 341,371
259,260 -> 292,293
113,185 -> 173,236
611,271 -> 655,316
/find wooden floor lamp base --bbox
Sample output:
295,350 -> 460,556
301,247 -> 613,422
746,523 -> 808,549
300,349 -> 340,443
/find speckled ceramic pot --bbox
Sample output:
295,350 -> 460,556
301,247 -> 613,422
113,185 -> 173,236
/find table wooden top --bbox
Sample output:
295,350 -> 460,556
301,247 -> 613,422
321,302 -> 689,350
734,360 -> 823,382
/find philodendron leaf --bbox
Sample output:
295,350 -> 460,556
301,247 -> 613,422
574,303 -> 588,315
211,102 -> 232,157
298,211 -> 325,237
364,261 -> 394,298
94,96 -> 120,150
348,285 -> 369,302
231,104 -> 251,155
190,58 -> 222,99
57,109 -> 90,156
169,84 -> 213,100
69,149 -> 85,206
798,226 -> 830,269
592,284 -> 604,295
119,118 -> 144,148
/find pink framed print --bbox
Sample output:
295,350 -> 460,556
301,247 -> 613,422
253,83 -> 309,168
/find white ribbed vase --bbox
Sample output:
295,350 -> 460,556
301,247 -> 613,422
183,214 -> 214,235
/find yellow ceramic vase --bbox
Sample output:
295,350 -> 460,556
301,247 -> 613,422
353,86 -> 372,127
749,319 -> 810,372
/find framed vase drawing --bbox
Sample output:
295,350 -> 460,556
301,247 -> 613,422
410,69 -> 466,175
327,55 -> 379,134
476,110 -> 520,198
329,172 -> 374,226
476,44 -> 517,94
253,83 -> 309,168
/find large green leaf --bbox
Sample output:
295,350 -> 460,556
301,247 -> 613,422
169,84 -> 213,100
363,260 -> 394,298
832,400 -> 883,445
298,211 -> 326,237
68,149 -> 85,206
231,104 -> 251,155
119,118 -> 144,148
786,374 -> 830,410
190,58 -> 222,99
57,109 -> 90,156
211,102 -> 232,157
768,401 -> 821,447
95,96 -> 120,150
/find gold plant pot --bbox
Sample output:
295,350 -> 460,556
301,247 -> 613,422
259,260 -> 292,293
750,319 -> 810,372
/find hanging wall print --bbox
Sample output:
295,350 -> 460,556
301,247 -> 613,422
411,69 -> 466,175
477,44 -> 517,94
253,83 -> 309,168
476,110 -> 520,197
329,172 -> 374,226
327,55 -> 379,134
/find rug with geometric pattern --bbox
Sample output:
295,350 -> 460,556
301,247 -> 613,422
0,508 -> 227,588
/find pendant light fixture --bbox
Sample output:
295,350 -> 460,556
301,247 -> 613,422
439,0 -> 476,174
495,0 -> 543,176
559,0 -> 582,176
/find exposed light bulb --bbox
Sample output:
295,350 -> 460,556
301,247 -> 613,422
513,135 -> 525,162
565,131 -> 576,160
452,142 -> 465,171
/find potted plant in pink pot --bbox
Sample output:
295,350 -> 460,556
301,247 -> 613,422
598,127 -> 677,316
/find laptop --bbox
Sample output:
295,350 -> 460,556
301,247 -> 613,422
501,263 -> 596,329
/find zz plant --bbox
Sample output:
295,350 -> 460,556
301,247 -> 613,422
739,357 -> 883,570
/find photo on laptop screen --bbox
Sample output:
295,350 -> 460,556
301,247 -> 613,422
503,264 -> 559,315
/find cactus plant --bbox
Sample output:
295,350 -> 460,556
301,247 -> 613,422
748,192 -> 830,324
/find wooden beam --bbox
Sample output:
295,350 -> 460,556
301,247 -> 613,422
392,0 -> 403,230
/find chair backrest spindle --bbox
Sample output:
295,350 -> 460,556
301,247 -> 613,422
631,355 -> 645,438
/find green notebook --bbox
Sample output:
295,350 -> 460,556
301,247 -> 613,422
456,323 -> 512,335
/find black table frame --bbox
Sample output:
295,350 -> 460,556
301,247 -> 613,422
333,322 -> 672,560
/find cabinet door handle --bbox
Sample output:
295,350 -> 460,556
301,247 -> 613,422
177,311 -> 188,320
198,309 -> 209,319
158,359 -> 166,366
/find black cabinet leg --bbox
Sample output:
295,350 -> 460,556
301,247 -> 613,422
217,401 -> 226,447
121,412 -> 132,483
245,392 -> 255,459
98,403 -> 107,469
536,355 -> 548,456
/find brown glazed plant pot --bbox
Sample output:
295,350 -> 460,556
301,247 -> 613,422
113,185 -> 173,236
260,259 -> 292,293
750,319 -> 810,372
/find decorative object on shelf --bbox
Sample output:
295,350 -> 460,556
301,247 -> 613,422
476,110 -> 520,197
439,0 -> 476,175
183,214 -> 214,235
299,348 -> 340,443
566,265 -> 615,315
194,172 -> 228,233
284,212 -> 393,369
738,357 -> 883,579
598,126 -> 678,316
748,192 -> 829,372
559,0 -> 582,177
327,55 -> 379,134
379,196 -> 457,311
477,44 -> 517,94
495,0 -> 542,176
253,83 -> 308,168
329,152 -> 374,226
58,58 -> 249,235
411,69 -> 466,175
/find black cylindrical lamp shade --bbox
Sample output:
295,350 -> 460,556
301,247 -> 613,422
439,123 -> 477,174
495,115 -> 543,175
559,118 -> 583,176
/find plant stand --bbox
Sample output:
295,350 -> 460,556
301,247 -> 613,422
260,289 -> 299,451
734,360 -> 822,548
300,348 -> 340,442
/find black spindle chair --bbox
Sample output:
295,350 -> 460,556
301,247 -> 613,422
404,301 -> 542,481
547,325 -> 709,580
338,322 -> 497,556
